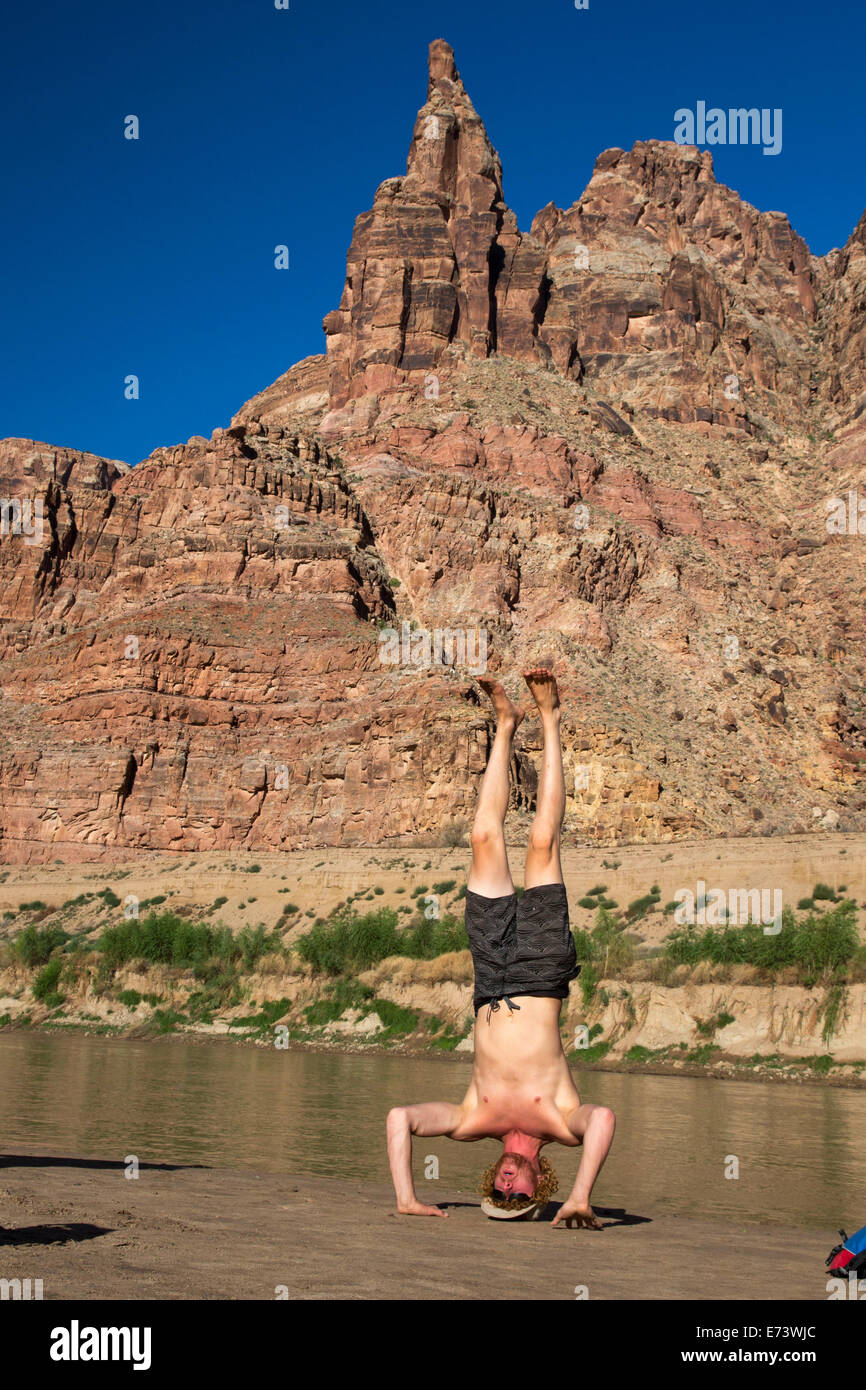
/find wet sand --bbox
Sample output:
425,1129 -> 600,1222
0,1148 -> 830,1301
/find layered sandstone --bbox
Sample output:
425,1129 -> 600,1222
1,38 -> 865,862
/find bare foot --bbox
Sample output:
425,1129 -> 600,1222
477,677 -> 524,732
523,667 -> 561,715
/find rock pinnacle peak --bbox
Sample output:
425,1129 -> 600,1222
428,38 -> 457,89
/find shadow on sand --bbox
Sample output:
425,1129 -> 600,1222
0,1153 -> 208,1173
439,1198 -> 651,1227
1,1221 -> 112,1247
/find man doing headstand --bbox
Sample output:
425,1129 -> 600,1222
386,668 -> 615,1227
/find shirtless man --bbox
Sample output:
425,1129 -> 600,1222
387,668 -> 615,1228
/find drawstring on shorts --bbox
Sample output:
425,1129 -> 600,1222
486,995 -> 521,1024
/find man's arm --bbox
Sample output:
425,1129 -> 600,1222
386,1102 -> 462,1217
551,1102 -> 616,1230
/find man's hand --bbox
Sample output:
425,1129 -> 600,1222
397,1199 -> 449,1218
551,1198 -> 603,1230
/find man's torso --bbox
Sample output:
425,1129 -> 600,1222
451,996 -> 581,1145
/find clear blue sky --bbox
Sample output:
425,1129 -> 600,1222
1,0 -> 863,465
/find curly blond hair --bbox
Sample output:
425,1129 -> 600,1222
479,1153 -> 559,1212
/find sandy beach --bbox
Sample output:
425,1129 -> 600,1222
0,1147 -> 831,1301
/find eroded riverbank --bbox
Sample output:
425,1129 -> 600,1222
2,837 -> 865,1084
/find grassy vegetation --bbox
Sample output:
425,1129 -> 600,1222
32,960 -> 64,1008
295,906 -> 468,975
14,923 -> 70,966
2,869 -> 864,1072
662,901 -> 862,984
624,886 -> 661,922
98,914 -> 282,971
573,907 -> 636,975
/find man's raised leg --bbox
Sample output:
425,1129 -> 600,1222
522,668 -> 565,889
468,678 -> 524,897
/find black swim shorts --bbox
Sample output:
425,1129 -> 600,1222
465,882 -> 580,1018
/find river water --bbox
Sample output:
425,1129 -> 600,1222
1,1032 -> 863,1228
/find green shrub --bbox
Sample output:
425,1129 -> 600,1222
625,893 -> 659,922
579,963 -> 599,1007
662,902 -> 858,981
304,999 -> 345,1026
295,908 -> 467,975
33,960 -> 64,1006
98,913 -> 281,971
810,1054 -> 834,1073
223,998 -> 291,1030
579,1040 -> 611,1062
402,914 -> 468,959
296,908 -> 401,974
572,928 -> 595,963
372,999 -> 418,1037
153,1008 -> 188,1034
118,989 -> 142,1007
14,924 -> 68,967
820,984 -> 847,1044
686,1044 -> 720,1064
